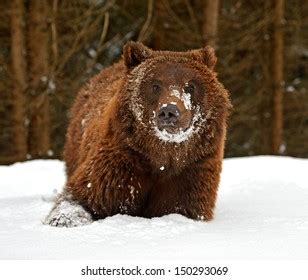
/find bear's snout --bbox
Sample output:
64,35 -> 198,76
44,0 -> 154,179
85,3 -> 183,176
156,101 -> 192,134
157,104 -> 180,127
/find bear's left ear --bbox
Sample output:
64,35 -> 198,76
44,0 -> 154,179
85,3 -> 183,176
123,41 -> 153,69
190,46 -> 217,70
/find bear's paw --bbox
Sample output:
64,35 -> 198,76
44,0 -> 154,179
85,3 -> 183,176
44,199 -> 93,227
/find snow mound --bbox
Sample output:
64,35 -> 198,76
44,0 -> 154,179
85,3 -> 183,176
0,156 -> 307,259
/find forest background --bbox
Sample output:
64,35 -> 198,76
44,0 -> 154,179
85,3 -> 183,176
0,0 -> 307,164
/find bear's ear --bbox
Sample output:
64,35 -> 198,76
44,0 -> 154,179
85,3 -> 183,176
123,41 -> 152,69
190,46 -> 217,70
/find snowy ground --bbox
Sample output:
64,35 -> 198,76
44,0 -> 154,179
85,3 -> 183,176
0,156 -> 307,260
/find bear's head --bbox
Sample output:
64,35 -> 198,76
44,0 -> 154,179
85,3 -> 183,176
117,41 -> 232,174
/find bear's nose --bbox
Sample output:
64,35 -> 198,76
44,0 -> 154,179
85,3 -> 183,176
158,104 -> 180,126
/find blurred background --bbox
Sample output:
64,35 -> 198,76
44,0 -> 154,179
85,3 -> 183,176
0,0 -> 307,164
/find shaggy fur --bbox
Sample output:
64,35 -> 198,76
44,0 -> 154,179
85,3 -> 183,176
44,42 -> 232,227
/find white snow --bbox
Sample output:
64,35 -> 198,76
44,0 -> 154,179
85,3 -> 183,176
87,48 -> 97,58
0,156 -> 308,259
81,118 -> 86,128
47,79 -> 56,92
170,85 -> 192,110
44,198 -> 93,228
153,106 -> 203,143
40,76 -> 48,83
24,118 -> 30,127
132,101 -> 144,123
47,149 -> 54,157
129,67 -> 147,126
286,85 -> 295,93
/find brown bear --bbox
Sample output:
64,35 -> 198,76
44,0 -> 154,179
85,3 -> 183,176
44,41 -> 232,227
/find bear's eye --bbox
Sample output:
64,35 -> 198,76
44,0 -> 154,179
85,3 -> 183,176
152,84 -> 160,93
184,83 -> 195,95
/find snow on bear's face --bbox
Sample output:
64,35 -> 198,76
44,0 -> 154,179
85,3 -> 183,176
130,61 -> 206,144
121,41 -> 231,171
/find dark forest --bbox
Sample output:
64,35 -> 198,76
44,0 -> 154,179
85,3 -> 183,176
0,0 -> 307,164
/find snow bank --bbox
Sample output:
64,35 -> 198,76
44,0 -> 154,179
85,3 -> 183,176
0,160 -> 64,199
0,156 -> 307,259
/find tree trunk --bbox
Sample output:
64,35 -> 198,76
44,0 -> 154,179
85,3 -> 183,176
27,0 -> 50,158
152,0 -> 166,50
10,0 -> 28,161
202,0 -> 220,48
271,0 -> 284,154
258,0 -> 272,155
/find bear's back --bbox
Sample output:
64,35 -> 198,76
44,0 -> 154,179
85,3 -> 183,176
64,61 -> 125,176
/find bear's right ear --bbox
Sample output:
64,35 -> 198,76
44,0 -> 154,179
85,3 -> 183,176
123,41 -> 152,69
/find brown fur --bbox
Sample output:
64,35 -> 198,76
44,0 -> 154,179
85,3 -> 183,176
47,42 -> 232,226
